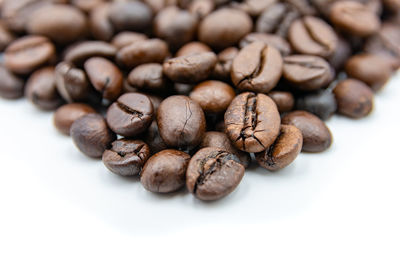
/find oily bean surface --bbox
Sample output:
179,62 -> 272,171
54,103 -> 96,135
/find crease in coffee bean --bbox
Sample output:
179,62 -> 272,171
304,20 -> 331,51
116,101 -> 144,121
237,47 -> 266,87
284,59 -> 325,70
265,132 -> 283,167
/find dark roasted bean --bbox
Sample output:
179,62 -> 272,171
55,61 -> 89,103
64,41 -> 117,66
54,103 -> 96,135
127,63 -> 169,94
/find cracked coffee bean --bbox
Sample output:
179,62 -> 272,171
231,41 -> 283,94
141,149 -> 190,193
296,89 -> 337,120
225,92 -> 281,153
55,61 -> 89,103
54,103 -> 96,135
256,125 -> 303,171
106,93 -> 154,137
0,64 -> 24,99
64,41 -> 117,66
102,139 -> 150,177
268,91 -> 295,114
186,147 -> 244,201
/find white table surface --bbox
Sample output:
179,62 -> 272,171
0,73 -> 399,267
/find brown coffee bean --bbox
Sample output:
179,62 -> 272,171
89,3 -> 114,41
111,32 -> 147,50
106,93 -> 154,137
157,95 -> 206,149
53,103 -> 96,135
240,33 -> 292,56
4,35 -> 55,75
64,41 -> 117,66
108,1 -> 153,32
255,125 -> 303,171
198,8 -> 253,50
268,91 -> 295,113
102,139 -> 150,177
163,52 -> 217,83
328,37 -> 352,71
282,110 -> 332,153
175,42 -> 212,57
189,80 -> 235,114
55,61 -> 89,103
212,47 -> 238,81
333,79 -> 374,118
127,63 -> 169,94
84,57 -> 123,102
225,92 -> 281,153
71,113 -> 116,158
186,147 -> 244,201
231,41 -> 283,94
142,120 -> 168,155
0,64 -> 24,99
141,149 -> 190,193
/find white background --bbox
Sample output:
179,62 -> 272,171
0,73 -> 399,267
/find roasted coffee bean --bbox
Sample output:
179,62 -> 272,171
296,89 -> 337,120
84,57 -> 122,102
55,61 -> 89,103
212,47 -> 238,81
106,93 -> 154,137
89,3 -> 114,41
127,63 -> 169,94
0,22 -> 15,52
111,32 -> 147,50
25,66 -> 63,110
225,92 -> 281,153
231,41 -> 283,94
268,91 -> 295,113
64,41 -> 117,66
200,131 -> 251,168
163,52 -> 217,83
330,1 -> 380,37
198,8 -> 252,50
26,4 -> 87,44
4,35 -> 55,75
157,95 -> 206,149
54,103 -> 96,135
108,1 -> 153,32
102,139 -> 150,177
282,110 -> 332,153
141,149 -> 190,193
175,41 -> 212,57
186,147 -> 244,201
328,37 -> 352,71
154,6 -> 198,51
288,16 -> 337,58
71,113 -> 116,158
188,0 -> 214,18
142,120 -> 168,155
345,53 -> 392,91
189,80 -> 235,114
116,39 -> 169,69
283,55 -> 334,91
255,125 -> 303,171
0,64 -> 24,99
333,79 -> 374,118
239,33 -> 292,56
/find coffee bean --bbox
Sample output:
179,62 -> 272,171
71,113 -> 116,158
0,22 -> 15,52
54,103 -> 96,135
200,131 -> 251,168
189,80 -> 235,114
111,32 -> 147,50
282,110 -> 332,153
288,16 -> 338,58
175,42 -> 212,57
333,79 -> 374,118
25,66 -> 63,110
240,33 -> 292,56
89,3 -> 114,41
198,8 -> 252,50
55,61 -> 89,103
283,55 -> 334,91
296,89 -> 337,120
0,64 -> 24,99
330,1 -> 380,37
231,41 -> 283,94
127,63 -> 169,95
163,52 -> 217,83
102,139 -> 150,177
141,149 -> 190,193
142,120 -> 168,155
188,0 -> 214,18
268,91 -> 295,113
212,47 -> 239,81
255,125 -> 303,171
186,147 -> 244,201
64,41 -> 117,66
108,1 -> 153,32
157,95 -> 206,149
84,57 -> 123,102
106,93 -> 154,137
328,37 -> 352,71
4,35 -> 55,75
225,92 -> 281,153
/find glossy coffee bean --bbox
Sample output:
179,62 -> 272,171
175,42 -> 212,57
64,41 -> 117,66
157,95 -> 206,149
127,63 -> 169,94
142,120 -> 168,155
106,93 -> 154,137
4,35 -> 55,75
111,32 -> 147,50
268,91 -> 295,113
200,131 -> 251,168
189,80 -> 235,114
288,16 -> 337,58
239,33 -> 292,56
70,113 -> 116,158
333,79 -> 374,118
255,125 -> 303,171
282,110 -> 332,153
89,3 -> 114,41
84,57 -> 122,102
141,149 -> 190,193
163,52 -> 217,83
102,139 -> 150,177
231,41 -> 283,94
283,55 -> 333,91
186,147 -> 244,201
108,1 -> 153,32
0,65 -> 24,99
25,66 -> 63,110
225,92 -> 281,153
54,103 -> 96,135
55,62 -> 89,103
296,89 -> 337,120
212,47 -> 238,81
198,8 -> 252,50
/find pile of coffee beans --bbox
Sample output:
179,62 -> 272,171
0,0 -> 399,201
